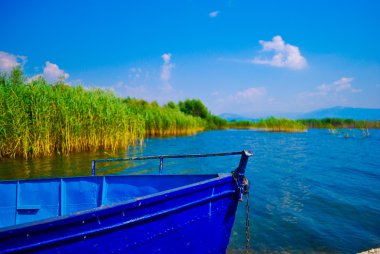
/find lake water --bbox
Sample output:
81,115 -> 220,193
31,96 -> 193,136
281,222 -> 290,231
1,129 -> 379,253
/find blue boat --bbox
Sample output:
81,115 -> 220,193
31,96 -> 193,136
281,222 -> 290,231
0,150 -> 252,253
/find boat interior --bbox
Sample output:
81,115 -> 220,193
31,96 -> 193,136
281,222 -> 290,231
0,174 -> 220,228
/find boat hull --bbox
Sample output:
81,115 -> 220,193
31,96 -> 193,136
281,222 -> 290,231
0,174 -> 239,253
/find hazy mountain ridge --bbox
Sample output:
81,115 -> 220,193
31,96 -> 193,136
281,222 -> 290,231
299,107 -> 380,120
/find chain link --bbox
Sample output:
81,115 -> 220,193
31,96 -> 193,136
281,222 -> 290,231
245,191 -> 250,254
243,177 -> 250,254
231,171 -> 251,253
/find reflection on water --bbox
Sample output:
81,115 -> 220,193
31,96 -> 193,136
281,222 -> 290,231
1,129 -> 380,253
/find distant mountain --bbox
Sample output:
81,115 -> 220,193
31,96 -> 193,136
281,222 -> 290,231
219,107 -> 380,121
299,107 -> 380,120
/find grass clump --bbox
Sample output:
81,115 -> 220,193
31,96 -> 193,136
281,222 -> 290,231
123,98 -> 205,136
299,118 -> 380,129
229,117 -> 307,132
228,117 -> 380,133
178,99 -> 228,129
254,117 -> 307,132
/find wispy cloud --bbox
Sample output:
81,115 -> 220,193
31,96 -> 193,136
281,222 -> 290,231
128,67 -> 143,79
43,61 -> 69,82
210,86 -> 269,114
334,77 -> 356,92
209,11 -> 220,18
160,53 -> 174,91
109,65 -> 182,104
214,87 -> 267,104
234,87 -> 266,101
0,51 -> 27,71
253,35 -> 307,70
301,77 -> 361,98
298,77 -> 362,109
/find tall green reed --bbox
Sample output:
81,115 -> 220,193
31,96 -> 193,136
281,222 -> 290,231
0,70 -> 209,159
228,117 -> 307,132
0,76 -> 144,158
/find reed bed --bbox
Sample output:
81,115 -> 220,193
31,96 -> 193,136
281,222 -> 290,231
124,99 -> 205,136
229,117 -> 380,132
0,71 -> 206,159
254,117 -> 307,132
229,117 -> 307,132
0,78 -> 147,158
299,118 -> 380,129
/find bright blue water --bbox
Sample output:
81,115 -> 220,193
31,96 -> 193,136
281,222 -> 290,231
0,129 -> 379,253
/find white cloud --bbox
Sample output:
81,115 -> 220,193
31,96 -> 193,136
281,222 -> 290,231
209,11 -> 220,18
109,78 -> 183,105
109,62 -> 182,104
333,77 -> 353,92
253,35 -> 307,70
210,86 -> 269,114
0,51 -> 27,71
316,83 -> 331,93
160,53 -> 174,91
300,77 -> 361,98
43,61 -> 69,82
235,87 -> 266,101
128,67 -> 143,80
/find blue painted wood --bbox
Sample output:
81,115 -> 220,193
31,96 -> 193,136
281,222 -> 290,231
0,151 -> 253,253
0,175 -> 237,253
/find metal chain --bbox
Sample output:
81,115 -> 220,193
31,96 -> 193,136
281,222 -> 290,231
231,171 -> 251,253
245,191 -> 250,254
244,177 -> 250,254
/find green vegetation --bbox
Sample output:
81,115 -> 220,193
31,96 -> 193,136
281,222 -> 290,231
1,69 -> 142,158
299,118 -> 380,129
178,99 -> 208,119
228,117 -> 380,133
255,117 -> 307,132
178,99 -> 228,129
0,68 -> 210,159
123,98 -> 205,136
229,117 -> 307,132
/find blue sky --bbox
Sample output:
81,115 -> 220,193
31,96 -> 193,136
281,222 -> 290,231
1,0 -> 379,115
